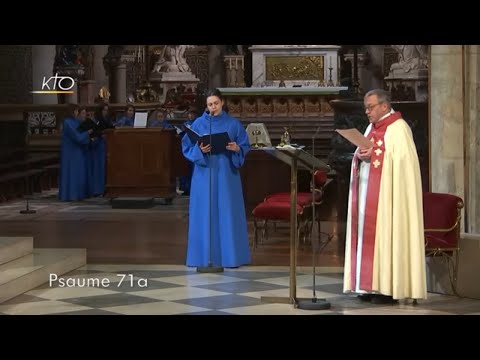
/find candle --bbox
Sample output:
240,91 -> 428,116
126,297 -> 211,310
329,56 -> 332,68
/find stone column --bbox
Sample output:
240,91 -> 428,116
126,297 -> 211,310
429,47 -> 480,299
113,61 -> 127,103
430,45 -> 465,206
32,45 -> 58,104
54,65 -> 85,104
463,45 -> 480,233
93,45 -> 109,93
208,45 -> 225,89
104,54 -> 131,103
364,45 -> 385,90
65,79 -> 79,104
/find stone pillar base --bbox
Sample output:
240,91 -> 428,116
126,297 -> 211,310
79,80 -> 96,104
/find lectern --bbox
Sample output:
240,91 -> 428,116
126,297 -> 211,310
259,147 -> 330,307
104,128 -> 188,199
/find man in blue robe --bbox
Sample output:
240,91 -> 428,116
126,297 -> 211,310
182,89 -> 251,268
59,106 -> 92,201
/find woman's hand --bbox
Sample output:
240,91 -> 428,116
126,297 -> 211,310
199,142 -> 211,153
226,142 -> 240,152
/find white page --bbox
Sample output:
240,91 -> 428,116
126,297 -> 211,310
134,112 -> 148,128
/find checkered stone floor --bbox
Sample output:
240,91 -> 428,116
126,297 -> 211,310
1,265 -> 480,315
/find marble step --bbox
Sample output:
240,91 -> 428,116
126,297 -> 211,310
0,237 -> 33,265
0,248 -> 86,304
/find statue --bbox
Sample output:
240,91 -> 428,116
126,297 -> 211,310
152,45 -> 195,73
390,45 -> 429,73
55,45 -> 80,67
98,86 -> 110,102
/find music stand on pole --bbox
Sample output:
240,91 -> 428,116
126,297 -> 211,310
258,147 -> 330,309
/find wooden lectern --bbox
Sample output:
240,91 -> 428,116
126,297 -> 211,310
259,147 -> 330,307
104,128 -> 189,199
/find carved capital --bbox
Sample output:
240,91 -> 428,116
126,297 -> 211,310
54,64 -> 85,80
103,54 -> 134,69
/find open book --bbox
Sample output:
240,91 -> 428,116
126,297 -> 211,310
184,125 -> 231,154
335,128 -> 373,149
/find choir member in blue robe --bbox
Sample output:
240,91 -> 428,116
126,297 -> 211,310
182,89 -> 251,268
147,109 -> 174,128
59,105 -> 92,201
88,103 -> 113,196
114,104 -> 135,127
179,110 -> 197,196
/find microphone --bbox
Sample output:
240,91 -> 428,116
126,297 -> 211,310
296,124 -> 331,310
311,125 -> 322,298
311,125 -> 321,251
196,107 -> 224,273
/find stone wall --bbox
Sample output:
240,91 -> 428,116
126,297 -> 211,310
0,45 -> 32,104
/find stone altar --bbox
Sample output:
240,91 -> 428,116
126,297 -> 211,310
250,45 -> 341,88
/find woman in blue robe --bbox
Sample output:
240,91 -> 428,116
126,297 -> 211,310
114,104 -> 135,127
88,103 -> 113,196
59,105 -> 92,201
182,89 -> 251,268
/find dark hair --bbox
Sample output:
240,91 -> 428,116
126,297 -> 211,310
67,103 -> 79,117
205,88 -> 223,101
95,102 -> 109,121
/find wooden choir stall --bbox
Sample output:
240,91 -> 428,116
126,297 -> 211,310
104,128 -> 188,200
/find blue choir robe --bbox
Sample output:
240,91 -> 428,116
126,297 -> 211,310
87,118 -> 106,196
179,118 -> 196,194
182,111 -> 251,268
114,115 -> 134,127
59,118 -> 91,201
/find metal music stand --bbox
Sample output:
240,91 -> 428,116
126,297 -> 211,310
259,147 -> 330,307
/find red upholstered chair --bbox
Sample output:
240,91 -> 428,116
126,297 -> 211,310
423,192 -> 464,296
251,170 -> 328,248
264,170 -> 327,204
251,201 -> 307,249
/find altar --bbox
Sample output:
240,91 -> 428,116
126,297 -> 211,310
249,45 -> 341,87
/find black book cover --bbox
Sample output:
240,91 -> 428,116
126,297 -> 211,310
184,125 -> 231,154
78,118 -> 112,138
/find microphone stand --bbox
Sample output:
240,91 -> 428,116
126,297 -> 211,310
20,150 -> 36,214
197,110 -> 224,273
297,126 -> 330,310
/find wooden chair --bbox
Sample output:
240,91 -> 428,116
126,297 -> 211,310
423,192 -> 464,296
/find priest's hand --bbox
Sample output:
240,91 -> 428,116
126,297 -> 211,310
226,142 -> 240,153
358,147 -> 372,162
199,142 -> 211,153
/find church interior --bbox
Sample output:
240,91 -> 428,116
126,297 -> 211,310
0,44 -> 479,315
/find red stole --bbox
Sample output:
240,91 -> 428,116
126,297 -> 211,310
349,111 -> 402,291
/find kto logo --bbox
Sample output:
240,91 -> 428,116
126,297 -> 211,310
31,73 -> 75,94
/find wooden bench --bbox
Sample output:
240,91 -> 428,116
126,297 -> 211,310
42,164 -> 60,190
0,169 -> 46,202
